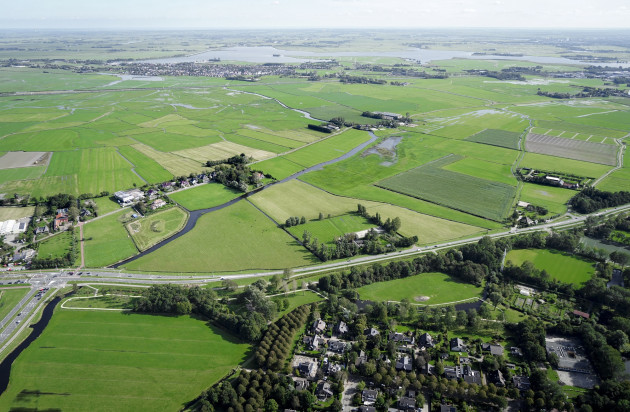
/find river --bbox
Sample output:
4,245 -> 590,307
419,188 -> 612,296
112,130 -> 380,268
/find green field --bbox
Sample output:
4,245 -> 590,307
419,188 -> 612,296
37,230 -> 74,260
520,152 -> 612,178
519,183 -> 576,216
0,288 -> 30,324
0,206 -> 34,221
0,309 -> 250,412
169,183 -> 242,211
464,129 -> 522,150
355,272 -> 483,305
287,213 -> 375,246
118,145 -> 173,183
123,200 -> 316,273
83,210 -> 138,267
127,207 -> 188,251
506,248 -> 595,285
272,291 -> 323,319
378,155 -> 516,221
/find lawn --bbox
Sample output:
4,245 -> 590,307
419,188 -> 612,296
0,206 -> 34,221
506,248 -> 595,285
37,230 -> 74,260
123,200 -> 317,273
0,310 -> 250,412
169,183 -> 242,211
126,207 -> 188,251
271,291 -> 323,319
377,155 -> 516,221
83,210 -> 138,267
287,213 -> 375,246
355,272 -> 483,305
519,183 -> 575,216
0,288 -> 30,324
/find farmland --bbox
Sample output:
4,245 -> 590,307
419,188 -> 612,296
0,310 -> 250,412
287,213 -> 375,246
37,231 -> 75,260
506,249 -> 595,286
377,155 -> 516,221
355,272 -> 483,305
126,207 -> 188,251
83,210 -> 138,267
465,129 -> 522,150
525,133 -> 618,166
123,200 -> 317,273
169,183 -> 242,211
0,207 -> 34,221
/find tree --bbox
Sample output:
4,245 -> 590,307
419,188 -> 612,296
264,399 -> 278,412
610,251 -> 630,268
488,291 -> 503,308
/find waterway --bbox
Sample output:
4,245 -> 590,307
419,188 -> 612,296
140,46 -> 630,68
0,296 -> 61,395
112,130 -> 380,268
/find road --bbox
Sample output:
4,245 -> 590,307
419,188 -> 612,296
2,202 -> 629,351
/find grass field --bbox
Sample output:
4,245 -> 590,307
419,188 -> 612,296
123,201 -> 317,273
520,152 -> 612,178
0,206 -> 34,221
519,183 -> 576,216
355,272 -> 483,305
287,213 -> 375,246
83,210 -> 138,267
464,129 -> 522,150
0,310 -> 250,412
169,183 -> 242,211
117,145 -> 173,183
272,291 -> 323,319
378,155 -> 516,221
506,248 -> 595,285
127,207 -> 188,251
37,231 -> 74,260
0,288 -> 29,325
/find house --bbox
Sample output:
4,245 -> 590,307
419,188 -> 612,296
488,370 -> 506,387
312,318 -> 326,334
395,355 -> 412,371
482,343 -> 504,356
304,335 -> 323,351
114,189 -> 144,206
292,377 -> 308,391
398,396 -> 416,411
359,407 -> 376,412
298,361 -> 318,380
389,331 -> 414,345
325,361 -> 342,375
179,179 -> 190,188
513,375 -> 531,391
444,365 -> 481,385
572,310 -> 590,319
440,405 -> 457,412
356,350 -> 368,366
459,356 -> 471,365
545,176 -> 564,186
362,389 -> 378,405
35,226 -> 49,235
422,363 -> 435,375
316,381 -> 333,401
161,181 -> 173,190
510,346 -> 523,357
328,340 -> 347,354
418,332 -> 434,349
150,199 -> 166,210
365,327 -> 380,337
80,208 -> 92,217
54,215 -> 69,231
450,337 -> 466,352
336,320 -> 348,336
146,189 -> 159,200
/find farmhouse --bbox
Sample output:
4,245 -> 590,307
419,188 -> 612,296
150,199 -> 167,210
114,189 -> 145,206
545,176 -> 564,186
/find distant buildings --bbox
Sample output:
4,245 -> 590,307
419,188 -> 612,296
114,189 -> 145,206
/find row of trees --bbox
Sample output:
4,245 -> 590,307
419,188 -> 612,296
571,187 -> 630,214
283,216 -> 306,228
255,305 -> 311,371
205,153 -> 251,167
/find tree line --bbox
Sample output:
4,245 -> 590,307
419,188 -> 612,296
571,187 -> 630,214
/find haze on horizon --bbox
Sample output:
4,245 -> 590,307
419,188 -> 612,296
2,0 -> 630,30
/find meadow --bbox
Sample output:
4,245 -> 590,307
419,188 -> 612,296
506,248 -> 595,286
0,310 -> 250,412
0,206 -> 35,221
127,207 -> 188,251
123,201 -> 317,273
377,155 -> 516,221
287,213 -> 375,246
355,272 -> 483,305
519,183 -> 576,216
465,129 -> 521,150
169,183 -> 243,211
83,210 -> 138,267
271,291 -> 323,319
37,231 -> 74,260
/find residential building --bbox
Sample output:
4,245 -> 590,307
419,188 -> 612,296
488,370 -> 506,387
482,343 -> 504,356
398,396 -> 416,411
316,381 -> 333,401
395,355 -> 412,372
312,318 -> 326,334
450,337 -> 466,352
298,361 -> 318,380
328,340 -> 346,354
362,389 -> 378,405
418,332 -> 434,349
389,331 -> 414,345
336,320 -> 348,335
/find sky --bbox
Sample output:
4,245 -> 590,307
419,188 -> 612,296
2,0 -> 630,29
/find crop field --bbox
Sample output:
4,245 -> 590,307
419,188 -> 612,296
442,157 -> 517,186
174,141 -> 276,163
465,129 -> 521,150
37,231 -> 74,260
169,183 -> 242,211
506,249 -> 595,286
529,127 -> 615,145
519,183 -> 576,216
0,288 -> 29,324
117,145 -> 173,183
0,310 -> 250,412
127,207 -> 188,251
287,213 -> 375,245
0,206 -> 34,221
355,272 -> 483,305
534,119 -> 628,139
525,133 -> 618,166
520,152 -> 611,178
377,155 -> 516,221
123,201 -> 317,273
130,143 -> 209,177
83,210 -> 138,267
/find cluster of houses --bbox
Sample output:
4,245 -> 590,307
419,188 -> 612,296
291,318 -> 533,411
